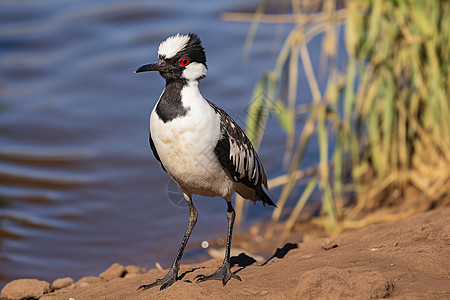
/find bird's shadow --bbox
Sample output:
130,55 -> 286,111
182,243 -> 299,280
231,252 -> 258,274
229,242 -> 298,274
261,242 -> 298,266
179,267 -> 203,282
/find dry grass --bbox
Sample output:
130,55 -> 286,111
224,0 -> 450,234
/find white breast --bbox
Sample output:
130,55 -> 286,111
150,81 -> 234,197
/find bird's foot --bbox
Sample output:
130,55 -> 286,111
137,267 -> 178,291
195,262 -> 241,286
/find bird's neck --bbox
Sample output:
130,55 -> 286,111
155,79 -> 202,123
165,79 -> 203,102
165,78 -> 198,88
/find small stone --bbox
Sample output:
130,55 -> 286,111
1,279 -> 51,300
321,238 -> 338,250
125,265 -> 146,274
52,277 -> 74,290
76,276 -> 102,288
99,263 -> 126,280
124,272 -> 139,279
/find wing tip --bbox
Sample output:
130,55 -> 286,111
261,189 -> 277,207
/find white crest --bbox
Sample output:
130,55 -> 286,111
158,33 -> 190,59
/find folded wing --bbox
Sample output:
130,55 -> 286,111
207,100 -> 275,207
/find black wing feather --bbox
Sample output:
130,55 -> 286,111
149,132 -> 167,172
207,100 -> 275,207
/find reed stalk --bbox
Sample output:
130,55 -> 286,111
225,0 -> 450,232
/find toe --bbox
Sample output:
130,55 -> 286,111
137,267 -> 178,291
232,273 -> 242,281
137,282 -> 157,291
194,274 -> 207,282
160,280 -> 174,290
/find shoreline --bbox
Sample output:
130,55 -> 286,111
2,206 -> 449,299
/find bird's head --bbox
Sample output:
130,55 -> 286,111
135,33 -> 207,82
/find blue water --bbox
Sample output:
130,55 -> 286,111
0,0 -> 340,287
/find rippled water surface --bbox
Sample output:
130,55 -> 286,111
0,0 -> 284,286
0,0 -> 334,287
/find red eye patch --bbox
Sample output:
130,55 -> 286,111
180,58 -> 190,66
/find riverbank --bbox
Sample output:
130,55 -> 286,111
2,206 -> 448,299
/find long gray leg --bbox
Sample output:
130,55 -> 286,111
195,196 -> 241,286
138,193 -> 198,291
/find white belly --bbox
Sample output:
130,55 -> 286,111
150,83 -> 234,197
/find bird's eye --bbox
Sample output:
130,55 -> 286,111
179,58 -> 190,66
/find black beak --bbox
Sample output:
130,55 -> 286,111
134,60 -> 164,73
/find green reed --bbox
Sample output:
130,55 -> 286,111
224,0 -> 450,233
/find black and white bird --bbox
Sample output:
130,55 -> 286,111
134,33 -> 275,290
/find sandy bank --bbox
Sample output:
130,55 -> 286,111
2,207 -> 449,299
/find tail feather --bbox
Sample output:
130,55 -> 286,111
259,188 -> 277,207
235,182 -> 276,207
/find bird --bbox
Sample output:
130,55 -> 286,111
134,33 -> 276,291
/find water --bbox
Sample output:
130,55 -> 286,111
0,0 -> 347,287
0,0 -> 297,287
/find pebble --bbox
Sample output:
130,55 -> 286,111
1,279 -> 51,300
76,276 -> 102,288
124,265 -> 146,279
321,238 -> 338,250
52,277 -> 74,290
125,265 -> 146,275
99,263 -> 126,280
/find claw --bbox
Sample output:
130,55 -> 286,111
137,281 -> 159,291
194,274 -> 207,282
137,267 -> 178,291
160,279 -> 176,291
195,263 -> 241,286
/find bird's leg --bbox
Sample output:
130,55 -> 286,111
138,193 -> 198,291
196,199 -> 241,286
